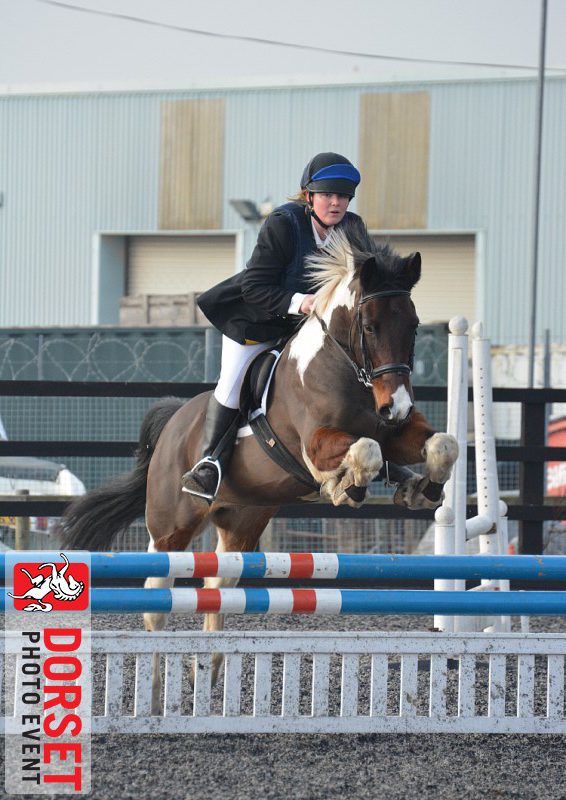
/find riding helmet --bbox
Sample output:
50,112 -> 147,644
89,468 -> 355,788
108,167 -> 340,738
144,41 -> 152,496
300,152 -> 361,198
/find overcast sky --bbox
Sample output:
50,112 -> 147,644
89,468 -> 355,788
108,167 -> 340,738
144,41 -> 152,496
1,0 -> 565,90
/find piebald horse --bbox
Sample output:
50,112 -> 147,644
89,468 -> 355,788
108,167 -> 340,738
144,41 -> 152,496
60,226 -> 458,710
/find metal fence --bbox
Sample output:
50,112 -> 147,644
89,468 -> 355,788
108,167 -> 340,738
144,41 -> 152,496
0,326 -> 564,555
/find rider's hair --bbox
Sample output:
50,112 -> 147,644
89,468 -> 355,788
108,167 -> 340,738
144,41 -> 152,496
287,189 -> 309,205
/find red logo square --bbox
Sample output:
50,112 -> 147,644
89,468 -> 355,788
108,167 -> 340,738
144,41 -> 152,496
10,555 -> 89,612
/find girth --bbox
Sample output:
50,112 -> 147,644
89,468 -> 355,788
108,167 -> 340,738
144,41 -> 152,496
242,346 -> 320,491
249,412 -> 320,491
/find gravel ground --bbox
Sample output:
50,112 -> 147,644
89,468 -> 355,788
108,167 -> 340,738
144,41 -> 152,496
4,611 -> 566,800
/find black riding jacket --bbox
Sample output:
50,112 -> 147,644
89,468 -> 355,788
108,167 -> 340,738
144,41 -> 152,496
197,202 -> 364,344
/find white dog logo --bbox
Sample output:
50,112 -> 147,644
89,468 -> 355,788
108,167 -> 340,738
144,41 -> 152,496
8,552 -> 85,612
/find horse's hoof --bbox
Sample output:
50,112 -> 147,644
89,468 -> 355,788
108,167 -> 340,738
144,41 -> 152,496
345,484 -> 367,503
394,476 -> 444,510
422,480 -> 443,503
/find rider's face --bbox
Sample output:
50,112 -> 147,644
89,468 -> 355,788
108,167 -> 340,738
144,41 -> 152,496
310,192 -> 350,228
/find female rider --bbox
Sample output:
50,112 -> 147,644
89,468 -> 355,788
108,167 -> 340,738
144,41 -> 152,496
181,152 -> 365,505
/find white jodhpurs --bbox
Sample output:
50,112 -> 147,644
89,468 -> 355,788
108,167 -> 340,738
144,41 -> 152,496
213,335 -> 277,409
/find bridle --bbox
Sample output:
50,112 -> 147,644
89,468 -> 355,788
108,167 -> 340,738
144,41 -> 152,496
314,288 -> 416,390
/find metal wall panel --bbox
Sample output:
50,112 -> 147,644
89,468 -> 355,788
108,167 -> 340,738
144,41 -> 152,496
428,79 -> 566,344
223,86 -> 360,230
0,79 -> 564,346
0,93 -> 162,325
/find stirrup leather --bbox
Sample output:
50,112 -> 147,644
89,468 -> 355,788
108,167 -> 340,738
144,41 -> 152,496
181,457 -> 222,501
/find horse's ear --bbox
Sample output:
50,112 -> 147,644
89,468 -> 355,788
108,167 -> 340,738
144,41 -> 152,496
359,256 -> 377,290
404,252 -> 421,288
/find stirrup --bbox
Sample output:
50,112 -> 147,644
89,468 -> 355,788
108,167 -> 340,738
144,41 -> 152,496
181,457 -> 222,502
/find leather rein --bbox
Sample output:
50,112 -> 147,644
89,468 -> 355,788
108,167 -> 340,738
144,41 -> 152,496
313,289 -> 415,390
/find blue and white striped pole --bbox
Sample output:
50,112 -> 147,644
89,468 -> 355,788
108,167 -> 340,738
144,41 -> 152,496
2,552 -> 566,581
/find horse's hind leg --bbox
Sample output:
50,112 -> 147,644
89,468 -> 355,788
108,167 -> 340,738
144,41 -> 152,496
143,505 -> 210,714
199,506 -> 278,686
143,551 -> 174,715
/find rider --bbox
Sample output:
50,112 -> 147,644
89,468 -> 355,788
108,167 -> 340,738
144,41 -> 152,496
181,152 -> 364,505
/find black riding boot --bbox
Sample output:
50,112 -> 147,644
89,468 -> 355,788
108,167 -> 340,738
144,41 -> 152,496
181,397 -> 240,504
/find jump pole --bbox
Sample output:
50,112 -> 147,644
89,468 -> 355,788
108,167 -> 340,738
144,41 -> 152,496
4,587 -> 562,615
3,552 -> 566,580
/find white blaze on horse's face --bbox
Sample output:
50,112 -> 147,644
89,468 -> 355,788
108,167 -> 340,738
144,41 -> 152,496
289,276 -> 355,383
389,385 -> 413,422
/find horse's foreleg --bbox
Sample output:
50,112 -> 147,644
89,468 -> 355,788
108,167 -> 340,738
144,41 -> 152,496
381,411 -> 458,509
303,428 -> 383,508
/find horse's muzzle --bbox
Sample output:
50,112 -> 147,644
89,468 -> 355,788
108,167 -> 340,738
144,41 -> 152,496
377,399 -> 414,424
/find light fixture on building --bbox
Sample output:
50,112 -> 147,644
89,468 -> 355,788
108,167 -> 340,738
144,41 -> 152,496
229,199 -> 262,221
230,198 -> 273,222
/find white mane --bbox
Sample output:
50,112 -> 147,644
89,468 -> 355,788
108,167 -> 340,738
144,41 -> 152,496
306,227 -> 356,315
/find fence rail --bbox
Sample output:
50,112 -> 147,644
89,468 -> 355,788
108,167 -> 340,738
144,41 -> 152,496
4,630 -> 565,734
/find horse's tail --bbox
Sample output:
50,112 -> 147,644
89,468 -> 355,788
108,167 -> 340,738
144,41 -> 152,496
58,398 -> 185,551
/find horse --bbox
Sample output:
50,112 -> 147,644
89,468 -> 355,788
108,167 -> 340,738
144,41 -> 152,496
59,224 -> 458,710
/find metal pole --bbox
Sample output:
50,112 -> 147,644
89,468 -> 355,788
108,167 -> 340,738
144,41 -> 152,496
543,328 -> 551,388
14,490 -> 30,551
527,0 -> 548,388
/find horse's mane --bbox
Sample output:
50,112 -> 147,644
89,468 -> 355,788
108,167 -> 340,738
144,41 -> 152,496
307,219 -> 410,314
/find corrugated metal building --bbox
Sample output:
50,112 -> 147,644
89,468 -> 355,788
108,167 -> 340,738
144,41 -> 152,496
0,77 -> 564,344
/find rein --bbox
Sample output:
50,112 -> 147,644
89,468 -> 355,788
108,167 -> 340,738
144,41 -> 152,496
313,289 -> 415,390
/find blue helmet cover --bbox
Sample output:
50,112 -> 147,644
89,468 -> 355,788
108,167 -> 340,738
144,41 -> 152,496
310,164 -> 361,186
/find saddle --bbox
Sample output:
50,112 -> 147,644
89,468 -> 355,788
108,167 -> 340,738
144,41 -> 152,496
239,348 -> 281,418
239,345 -> 320,492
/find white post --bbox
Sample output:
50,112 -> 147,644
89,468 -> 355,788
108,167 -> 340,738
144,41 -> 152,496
433,505 -> 455,632
471,322 -> 501,556
437,318 -> 467,632
443,317 -> 469,561
471,322 -> 501,631
498,500 -> 511,632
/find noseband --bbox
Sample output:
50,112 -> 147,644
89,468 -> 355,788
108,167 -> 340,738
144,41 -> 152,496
314,289 -> 416,390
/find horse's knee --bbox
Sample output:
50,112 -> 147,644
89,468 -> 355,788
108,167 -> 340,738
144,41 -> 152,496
342,437 -> 383,485
422,433 -> 458,482
304,430 -> 382,488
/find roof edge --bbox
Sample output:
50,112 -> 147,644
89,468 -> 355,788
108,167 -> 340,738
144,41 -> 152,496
1,69 -> 564,98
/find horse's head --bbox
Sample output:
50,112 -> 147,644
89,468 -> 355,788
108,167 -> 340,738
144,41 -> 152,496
353,249 -> 421,422
298,223 -> 421,424
305,223 -> 421,424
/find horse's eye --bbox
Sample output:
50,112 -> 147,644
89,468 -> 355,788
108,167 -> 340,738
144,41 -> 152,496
364,325 -> 375,334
